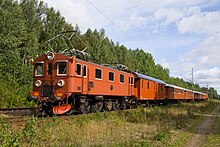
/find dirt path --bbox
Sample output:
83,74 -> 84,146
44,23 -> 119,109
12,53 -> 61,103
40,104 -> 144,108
185,106 -> 220,147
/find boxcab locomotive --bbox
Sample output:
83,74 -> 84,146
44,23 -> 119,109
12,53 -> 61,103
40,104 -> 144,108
27,51 -> 135,115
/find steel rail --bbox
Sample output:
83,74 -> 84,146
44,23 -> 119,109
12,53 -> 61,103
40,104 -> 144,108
0,107 -> 37,111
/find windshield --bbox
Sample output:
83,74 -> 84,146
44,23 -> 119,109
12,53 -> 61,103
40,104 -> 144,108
35,63 -> 43,76
57,62 -> 67,75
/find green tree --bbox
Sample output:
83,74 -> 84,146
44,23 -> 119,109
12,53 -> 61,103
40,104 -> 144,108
0,0 -> 26,54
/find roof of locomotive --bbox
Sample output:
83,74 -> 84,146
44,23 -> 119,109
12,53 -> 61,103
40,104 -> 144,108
134,72 -> 166,84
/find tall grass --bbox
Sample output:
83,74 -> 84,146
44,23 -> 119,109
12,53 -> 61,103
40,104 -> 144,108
0,99 -> 219,146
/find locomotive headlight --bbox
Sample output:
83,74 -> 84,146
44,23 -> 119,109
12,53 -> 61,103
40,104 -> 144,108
57,79 -> 65,87
35,80 -> 42,87
46,52 -> 54,60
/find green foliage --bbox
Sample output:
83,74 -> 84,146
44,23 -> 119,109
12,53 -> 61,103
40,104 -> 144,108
154,131 -> 169,142
0,122 -> 20,147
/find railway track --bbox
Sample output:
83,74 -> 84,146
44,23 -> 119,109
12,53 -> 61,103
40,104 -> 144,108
0,107 -> 37,116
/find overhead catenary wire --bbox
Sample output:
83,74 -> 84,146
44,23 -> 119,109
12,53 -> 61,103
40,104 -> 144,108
85,0 -> 146,50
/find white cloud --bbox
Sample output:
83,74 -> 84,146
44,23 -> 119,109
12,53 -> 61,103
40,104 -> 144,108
177,11 -> 220,35
118,12 -> 148,31
150,6 -> 202,33
195,67 -> 220,80
194,67 -> 220,91
185,33 -> 220,67
159,58 -> 171,69
151,6 -> 220,36
153,8 -> 184,25
43,0 -> 93,31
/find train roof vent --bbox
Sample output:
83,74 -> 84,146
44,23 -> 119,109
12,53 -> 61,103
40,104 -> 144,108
70,49 -> 90,61
116,64 -> 128,71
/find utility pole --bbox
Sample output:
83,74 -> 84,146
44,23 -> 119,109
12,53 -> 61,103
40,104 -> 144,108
180,68 -> 194,98
207,83 -> 208,92
192,68 -> 194,98
206,83 -> 209,96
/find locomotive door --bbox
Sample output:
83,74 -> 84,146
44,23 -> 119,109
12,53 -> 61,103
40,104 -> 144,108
158,84 -> 161,100
82,65 -> 88,94
155,83 -> 158,100
128,77 -> 133,96
44,62 -> 53,83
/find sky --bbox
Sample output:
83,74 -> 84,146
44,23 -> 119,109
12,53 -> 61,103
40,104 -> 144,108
43,0 -> 220,94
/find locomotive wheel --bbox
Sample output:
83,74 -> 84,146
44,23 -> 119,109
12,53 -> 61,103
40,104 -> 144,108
104,101 -> 113,111
79,101 -> 91,114
120,100 -> 126,110
91,102 -> 103,112
112,100 -> 120,111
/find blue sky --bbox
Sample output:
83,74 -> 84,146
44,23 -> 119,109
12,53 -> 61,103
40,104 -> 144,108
44,0 -> 220,93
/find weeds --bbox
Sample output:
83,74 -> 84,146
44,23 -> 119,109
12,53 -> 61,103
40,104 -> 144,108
0,123 -> 20,147
154,131 -> 169,143
0,99 -> 218,146
22,115 -> 37,141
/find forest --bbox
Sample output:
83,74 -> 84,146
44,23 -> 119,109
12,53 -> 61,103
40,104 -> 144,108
0,0 -> 218,107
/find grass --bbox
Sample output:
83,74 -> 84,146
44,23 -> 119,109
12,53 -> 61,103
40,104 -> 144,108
204,103 -> 220,147
0,99 -> 219,146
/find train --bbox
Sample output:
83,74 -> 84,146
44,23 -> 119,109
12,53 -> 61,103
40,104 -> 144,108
27,50 -> 208,115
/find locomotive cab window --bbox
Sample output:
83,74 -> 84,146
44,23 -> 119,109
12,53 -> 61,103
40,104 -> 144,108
95,68 -> 102,79
109,72 -> 114,81
76,63 -> 82,76
120,74 -> 124,83
35,63 -> 43,76
57,62 -> 67,75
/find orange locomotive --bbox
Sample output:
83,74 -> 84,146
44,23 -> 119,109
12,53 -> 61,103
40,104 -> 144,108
27,51 -> 208,115
27,51 -> 135,115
